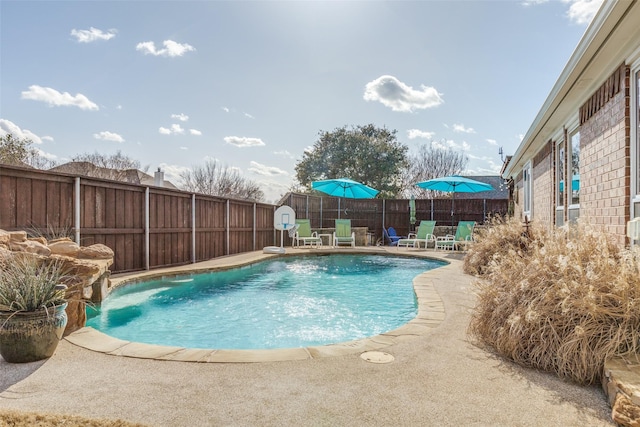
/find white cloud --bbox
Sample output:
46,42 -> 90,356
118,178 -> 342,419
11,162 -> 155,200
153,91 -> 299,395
452,123 -> 476,134
407,129 -> 435,140
189,129 -> 202,136
525,0 -> 603,25
136,40 -> 195,57
93,131 -> 124,143
224,136 -> 265,147
171,113 -> 189,122
244,112 -> 254,119
70,27 -> 117,43
486,138 -> 498,146
248,161 -> 288,176
274,150 -> 294,159
522,0 -> 549,6
159,124 -> 185,135
0,119 -> 43,143
33,147 -> 58,161
21,85 -> 99,110
563,0 -> 604,25
363,75 -> 443,112
180,146 -> 188,150
432,139 -> 471,152
222,107 -> 230,113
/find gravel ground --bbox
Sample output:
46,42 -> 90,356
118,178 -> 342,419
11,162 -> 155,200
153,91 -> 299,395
0,250 -> 614,426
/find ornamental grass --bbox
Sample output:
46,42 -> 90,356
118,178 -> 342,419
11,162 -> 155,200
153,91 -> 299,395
467,218 -> 640,385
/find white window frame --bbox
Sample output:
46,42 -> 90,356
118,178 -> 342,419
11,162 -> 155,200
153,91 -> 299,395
523,161 -> 532,219
553,129 -> 565,226
631,55 -> 640,218
566,115 -> 580,222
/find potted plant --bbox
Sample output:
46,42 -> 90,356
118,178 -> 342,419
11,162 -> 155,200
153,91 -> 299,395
0,255 -> 70,363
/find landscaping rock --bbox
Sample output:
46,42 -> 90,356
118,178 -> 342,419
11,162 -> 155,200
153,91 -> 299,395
0,228 -> 114,335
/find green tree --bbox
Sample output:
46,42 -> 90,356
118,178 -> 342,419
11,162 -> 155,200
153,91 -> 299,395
294,124 -> 408,198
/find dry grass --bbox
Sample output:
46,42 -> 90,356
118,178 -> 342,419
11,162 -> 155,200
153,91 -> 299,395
467,219 -> 640,385
0,409 -> 147,427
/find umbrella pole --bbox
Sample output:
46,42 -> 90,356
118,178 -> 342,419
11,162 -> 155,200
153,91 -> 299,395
451,192 -> 455,235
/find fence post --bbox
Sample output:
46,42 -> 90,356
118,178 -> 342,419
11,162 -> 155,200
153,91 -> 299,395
145,187 -> 150,270
253,202 -> 257,251
430,199 -> 434,221
226,199 -> 230,255
192,194 -> 196,264
74,177 -> 81,244
320,197 -> 323,228
483,199 -> 487,222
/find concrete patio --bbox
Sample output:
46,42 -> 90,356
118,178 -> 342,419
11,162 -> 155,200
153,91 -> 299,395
0,248 -> 614,426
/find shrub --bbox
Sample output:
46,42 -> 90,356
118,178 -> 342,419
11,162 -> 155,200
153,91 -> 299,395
463,215 -> 545,276
0,255 -> 68,312
468,219 -> 640,385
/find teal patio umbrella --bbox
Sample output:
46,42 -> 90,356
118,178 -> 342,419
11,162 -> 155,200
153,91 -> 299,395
415,175 -> 494,230
312,178 -> 379,199
312,178 -> 379,219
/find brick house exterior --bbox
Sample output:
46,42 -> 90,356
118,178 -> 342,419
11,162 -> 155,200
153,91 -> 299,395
503,1 -> 640,247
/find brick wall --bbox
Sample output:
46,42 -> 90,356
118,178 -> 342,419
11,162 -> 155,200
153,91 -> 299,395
579,67 -> 630,244
532,141 -> 554,228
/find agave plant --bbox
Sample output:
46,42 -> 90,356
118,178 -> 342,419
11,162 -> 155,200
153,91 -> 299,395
0,256 -> 68,312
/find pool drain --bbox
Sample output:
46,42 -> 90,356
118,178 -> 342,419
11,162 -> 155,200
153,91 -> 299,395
360,351 -> 395,364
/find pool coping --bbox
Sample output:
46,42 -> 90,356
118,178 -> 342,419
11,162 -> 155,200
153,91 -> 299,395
65,246 -> 454,363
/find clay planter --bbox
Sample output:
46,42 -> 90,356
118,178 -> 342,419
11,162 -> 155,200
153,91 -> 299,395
0,303 -> 68,363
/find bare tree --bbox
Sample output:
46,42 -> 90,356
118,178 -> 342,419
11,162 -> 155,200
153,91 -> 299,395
0,134 -> 57,169
65,151 -> 149,181
402,142 -> 469,197
180,160 -> 265,202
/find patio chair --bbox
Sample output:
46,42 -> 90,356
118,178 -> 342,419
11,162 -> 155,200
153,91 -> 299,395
397,220 -> 436,249
382,226 -> 405,246
333,219 -> 355,247
293,219 -> 322,248
435,221 -> 476,251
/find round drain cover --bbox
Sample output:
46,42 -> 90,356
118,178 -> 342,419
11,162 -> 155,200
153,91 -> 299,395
360,351 -> 395,364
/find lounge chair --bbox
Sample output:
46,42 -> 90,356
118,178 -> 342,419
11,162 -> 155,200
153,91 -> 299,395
382,226 -> 405,246
397,220 -> 436,249
333,219 -> 355,247
435,221 -> 475,251
293,219 -> 322,248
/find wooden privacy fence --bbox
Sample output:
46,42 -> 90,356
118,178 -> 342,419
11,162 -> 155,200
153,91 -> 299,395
0,165 -> 277,274
283,193 -> 508,243
1,166 -> 508,274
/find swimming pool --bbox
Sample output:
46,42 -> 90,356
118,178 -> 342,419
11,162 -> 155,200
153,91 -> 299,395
86,254 -> 445,350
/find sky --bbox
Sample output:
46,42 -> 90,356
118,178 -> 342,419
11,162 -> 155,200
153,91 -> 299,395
0,0 -> 604,203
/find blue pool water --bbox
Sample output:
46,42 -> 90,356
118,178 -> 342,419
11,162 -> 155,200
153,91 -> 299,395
86,254 -> 444,350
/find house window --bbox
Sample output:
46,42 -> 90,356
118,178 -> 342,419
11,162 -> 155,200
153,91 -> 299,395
634,67 -> 640,218
523,161 -> 532,218
636,69 -> 640,196
570,131 -> 580,206
568,129 -> 580,223
556,139 -> 565,226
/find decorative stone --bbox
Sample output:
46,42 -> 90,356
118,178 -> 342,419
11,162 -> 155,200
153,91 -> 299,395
28,236 -> 47,246
0,230 -> 10,245
604,354 -> 640,427
48,240 -> 81,257
9,230 -> 27,242
78,244 -> 114,260
9,239 -> 52,256
0,228 -> 114,336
